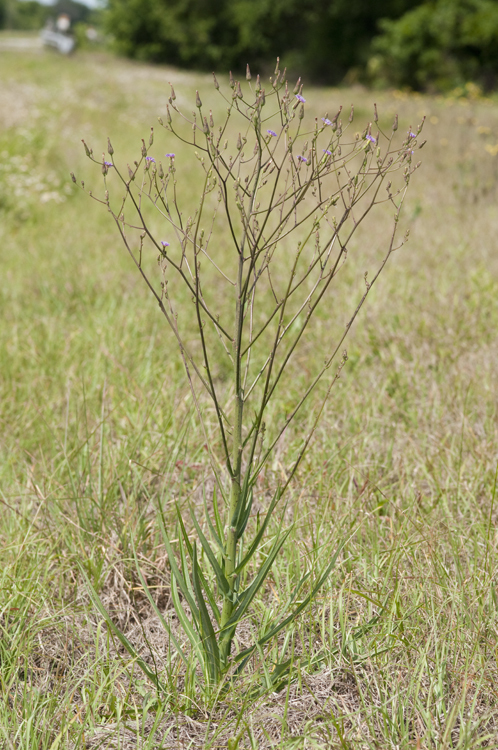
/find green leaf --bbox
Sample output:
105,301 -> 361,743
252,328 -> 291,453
170,574 -> 204,665
236,488 -> 253,540
78,562 -> 165,692
224,528 -> 291,631
176,505 -> 194,558
130,540 -> 188,667
203,485 -> 224,554
189,506 -> 230,598
192,543 -> 221,684
156,510 -> 199,622
212,485 -> 225,541
235,539 -> 345,665
234,488 -> 281,575
182,506 -> 221,623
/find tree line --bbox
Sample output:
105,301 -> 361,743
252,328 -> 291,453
2,0 -> 498,91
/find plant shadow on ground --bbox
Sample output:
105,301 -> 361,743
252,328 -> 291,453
1,45 -> 498,748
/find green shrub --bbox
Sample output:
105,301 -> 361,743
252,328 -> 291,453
104,0 -> 416,82
370,0 -> 498,91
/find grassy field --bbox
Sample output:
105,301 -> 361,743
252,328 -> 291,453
2,40 -> 498,749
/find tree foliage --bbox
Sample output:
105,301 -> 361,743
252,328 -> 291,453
371,0 -> 498,90
104,0 -> 417,83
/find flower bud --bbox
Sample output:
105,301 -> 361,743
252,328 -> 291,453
274,57 -> 280,75
392,114 -> 398,132
149,127 -> 154,146
169,83 -> 176,100
128,164 -> 135,180
237,133 -> 242,150
81,139 -> 93,157
158,162 -> 164,179
374,103 -> 378,122
255,74 -> 261,93
349,105 -> 354,123
141,139 -> 147,157
236,81 -> 243,99
107,137 -> 114,156
298,104 -> 304,120
196,90 -> 202,108
166,106 -> 172,124
209,110 -> 214,128
293,77 -> 301,94
229,71 -> 235,88
246,63 -> 251,80
213,72 -> 219,89
70,172 -> 76,183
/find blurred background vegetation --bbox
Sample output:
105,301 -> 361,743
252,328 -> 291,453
2,0 -> 498,91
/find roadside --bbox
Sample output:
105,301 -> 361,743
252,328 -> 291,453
0,31 -> 43,50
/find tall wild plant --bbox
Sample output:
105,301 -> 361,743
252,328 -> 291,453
74,61 -> 424,693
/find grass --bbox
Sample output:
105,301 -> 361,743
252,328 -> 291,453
2,39 -> 498,748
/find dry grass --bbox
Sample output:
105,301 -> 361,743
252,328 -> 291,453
1,39 -> 498,748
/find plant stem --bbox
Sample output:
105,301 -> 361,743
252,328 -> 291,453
220,257 -> 244,665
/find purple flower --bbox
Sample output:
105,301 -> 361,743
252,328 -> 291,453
297,155 -> 308,163
146,156 -> 155,162
408,131 -> 416,138
104,161 -> 113,167
323,149 -> 332,156
267,129 -> 277,137
321,118 -> 332,126
365,134 -> 376,144
165,153 -> 175,158
295,94 -> 306,104
161,241 -> 170,247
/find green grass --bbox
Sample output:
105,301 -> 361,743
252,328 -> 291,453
2,42 -> 498,748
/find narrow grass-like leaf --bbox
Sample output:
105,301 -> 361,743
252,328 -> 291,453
180,506 -> 221,623
236,489 -> 253,540
170,574 -> 204,666
77,562 -> 165,692
224,528 -> 291,631
192,543 -> 221,684
212,485 -> 225,543
130,541 -> 188,667
189,506 -> 230,597
156,510 -> 199,620
234,539 -> 346,664
234,488 -> 282,575
203,485 -> 224,554
176,505 -> 194,558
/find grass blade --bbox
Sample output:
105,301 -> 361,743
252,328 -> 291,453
192,543 -> 221,684
78,562 -> 165,692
